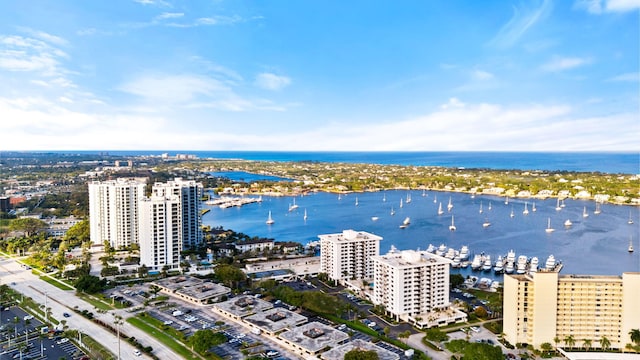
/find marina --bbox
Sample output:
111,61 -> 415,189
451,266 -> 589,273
203,188 -> 640,282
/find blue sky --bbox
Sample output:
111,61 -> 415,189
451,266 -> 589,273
0,0 -> 638,151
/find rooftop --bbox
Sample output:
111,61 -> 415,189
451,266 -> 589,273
244,307 -> 307,333
321,339 -> 400,360
279,321 -> 349,354
213,295 -> 273,318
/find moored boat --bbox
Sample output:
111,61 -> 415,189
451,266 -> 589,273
493,255 -> 504,274
471,254 -> 483,270
545,254 -> 556,270
459,245 -> 470,260
482,255 -> 492,271
529,257 -> 539,274
516,255 -> 528,274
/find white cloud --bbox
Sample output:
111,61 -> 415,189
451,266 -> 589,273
133,0 -> 171,7
255,73 -> 291,91
607,72 -> 640,82
574,0 -> 640,14
18,28 -> 68,46
541,56 -> 592,72
440,97 -> 466,109
0,34 -> 68,76
489,0 -> 553,48
155,12 -> 184,20
472,70 -> 494,81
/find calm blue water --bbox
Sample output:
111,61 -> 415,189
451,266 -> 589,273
210,171 -> 293,183
202,190 -> 640,281
90,151 -> 639,174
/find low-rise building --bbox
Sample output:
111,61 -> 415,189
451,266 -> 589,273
235,239 -> 275,253
278,321 -> 349,358
151,276 -> 230,305
321,339 -> 400,360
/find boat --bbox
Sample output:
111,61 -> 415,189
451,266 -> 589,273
338,194 -> 342,200
564,219 -> 572,227
426,244 -> 435,253
529,257 -> 539,274
545,255 -> 556,270
383,192 -> 386,202
371,216 -> 379,221
399,198 -> 403,208
355,197 -> 359,206
447,197 -> 453,212
451,255 -> 461,268
479,201 -> 483,214
510,206 -> 515,218
506,250 -> 516,264
504,261 -> 515,274
545,218 -> 555,233
516,255 -> 528,274
390,207 -> 395,216
471,254 -> 483,270
437,202 -> 444,215
504,196 -> 509,205
436,244 -> 447,257
561,199 -> 566,208
433,195 -> 437,203
523,202 -> 529,215
594,202 -> 601,215
493,255 -> 504,274
464,276 -> 478,288
628,210 -> 634,225
266,211 -> 274,225
288,197 -> 299,211
422,189 -> 427,197
629,237 -> 634,253
399,217 -> 410,228
449,215 -> 456,231
444,247 -> 456,259
304,209 -> 308,221
555,198 -> 561,211
483,218 -> 491,228
406,193 -> 411,204
532,202 -> 537,212
583,206 -> 589,218
478,277 -> 492,289
488,201 -> 492,210
482,255 -> 492,271
459,245 -> 470,260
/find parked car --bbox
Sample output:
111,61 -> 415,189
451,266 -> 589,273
63,312 -> 71,318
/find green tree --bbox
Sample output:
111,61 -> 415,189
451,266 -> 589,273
450,273 -> 465,289
64,220 -> 90,247
630,329 -> 640,346
582,339 -> 592,351
187,330 -> 226,353
565,335 -> 575,349
344,348 -> 380,360
214,264 -> 247,289
425,328 -> 449,342
540,342 -> 553,355
10,218 -> 47,237
599,336 -> 611,350
74,274 -> 106,294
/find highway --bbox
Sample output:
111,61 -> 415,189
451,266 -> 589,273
0,255 -> 182,360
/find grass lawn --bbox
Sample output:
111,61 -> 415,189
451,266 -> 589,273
127,316 -> 200,359
39,275 -> 75,291
76,293 -> 113,311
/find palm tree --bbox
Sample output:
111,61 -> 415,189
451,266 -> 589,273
599,336 -> 611,351
630,329 -> 640,346
565,335 -> 576,349
582,339 -> 592,351
553,336 -> 561,350
625,343 -> 635,353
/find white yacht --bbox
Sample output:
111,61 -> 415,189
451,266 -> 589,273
426,244 -> 436,253
504,196 -> 509,205
516,255 -> 528,274
482,218 -> 491,228
628,211 -> 634,225
523,202 -> 529,215
545,218 -> 555,233
449,215 -> 456,231
433,194 -> 437,203
545,255 -> 556,270
506,249 -> 516,264
371,216 -> 379,221
355,197 -> 359,206
266,211 -> 274,225
564,219 -> 572,227
288,197 -> 299,212
493,255 -> 504,274
447,197 -> 453,212
436,244 -> 447,257
451,255 -> 461,268
390,206 -> 395,216
510,206 -> 515,218
399,217 -> 411,228
583,206 -> 589,218
399,198 -> 403,208
459,245 -> 470,260
488,201 -> 492,210
445,247 -> 456,260
504,261 -> 515,274
482,255 -> 492,271
471,254 -> 483,271
437,202 -> 444,215
529,257 -> 539,274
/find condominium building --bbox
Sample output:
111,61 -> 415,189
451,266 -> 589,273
371,249 -> 459,328
150,178 -> 203,250
504,271 -> 640,350
88,178 -> 147,248
319,229 -> 382,281
138,179 -> 203,270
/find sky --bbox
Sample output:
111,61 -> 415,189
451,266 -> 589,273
0,0 -> 638,152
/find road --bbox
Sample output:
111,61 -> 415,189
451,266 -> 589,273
0,255 -> 182,360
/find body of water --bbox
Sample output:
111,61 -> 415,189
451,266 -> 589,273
96,151 -> 639,174
202,189 -> 640,282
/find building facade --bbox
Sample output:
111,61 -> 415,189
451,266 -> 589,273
138,178 -> 203,270
319,229 -> 382,281
371,249 -> 453,326
88,178 -> 147,248
504,271 -> 640,350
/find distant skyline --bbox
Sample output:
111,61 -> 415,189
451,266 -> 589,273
0,0 -> 638,151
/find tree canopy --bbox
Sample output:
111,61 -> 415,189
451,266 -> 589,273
344,348 -> 380,360
74,274 -> 106,294
187,330 -> 226,354
64,220 -> 90,247
10,218 -> 47,237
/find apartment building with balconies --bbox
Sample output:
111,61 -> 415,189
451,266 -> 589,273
319,229 -> 382,282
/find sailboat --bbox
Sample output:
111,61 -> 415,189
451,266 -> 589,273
482,218 -> 491,228
355,197 -> 359,206
628,210 -> 634,225
399,198 -> 403,208
303,209 -> 308,221
629,237 -> 634,253
406,193 -> 412,203
447,197 -> 453,212
555,198 -> 561,211
510,206 -> 515,218
437,202 -> 444,215
532,202 -> 536,212
583,206 -> 589,218
338,193 -> 342,200
433,195 -> 437,203
266,211 -> 274,225
523,202 -> 529,215
479,201 -> 483,214
390,206 -> 395,216
383,192 -> 386,202
594,202 -> 601,215
488,201 -> 492,210
504,196 -> 509,205
289,197 -> 299,211
449,215 -> 456,231
561,199 -> 566,208
545,218 -> 555,233
399,217 -> 410,229
422,189 -> 427,197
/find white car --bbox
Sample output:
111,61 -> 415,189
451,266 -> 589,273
163,320 -> 173,325
56,338 -> 69,344
133,349 -> 141,356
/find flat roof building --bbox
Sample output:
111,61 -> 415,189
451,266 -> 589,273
244,307 -> 307,336
278,321 -> 349,358
321,339 -> 400,360
151,276 -> 230,305
319,229 -> 382,282
212,295 -> 274,320
504,271 -> 640,350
